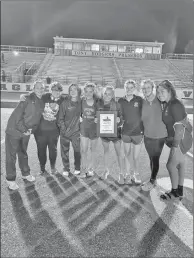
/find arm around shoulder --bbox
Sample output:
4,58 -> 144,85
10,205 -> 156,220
57,99 -> 67,132
15,99 -> 29,133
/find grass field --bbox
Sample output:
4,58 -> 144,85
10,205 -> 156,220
1,108 -> 193,258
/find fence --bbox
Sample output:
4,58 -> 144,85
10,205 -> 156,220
162,53 -> 193,60
1,45 -> 51,53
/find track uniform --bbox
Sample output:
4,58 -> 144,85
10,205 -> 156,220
162,98 -> 192,154
80,98 -> 97,140
96,99 -> 122,142
118,95 -> 143,144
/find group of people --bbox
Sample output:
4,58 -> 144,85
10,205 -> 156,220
5,78 -> 192,203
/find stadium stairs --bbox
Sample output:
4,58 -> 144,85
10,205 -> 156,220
167,59 -> 193,86
32,53 -> 55,82
1,52 -> 46,83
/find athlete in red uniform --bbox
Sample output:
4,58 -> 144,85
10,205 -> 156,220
118,80 -> 143,184
157,80 -> 193,201
79,82 -> 98,178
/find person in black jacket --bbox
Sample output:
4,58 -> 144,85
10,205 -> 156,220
57,83 -> 82,177
20,82 -> 65,174
5,81 -> 45,190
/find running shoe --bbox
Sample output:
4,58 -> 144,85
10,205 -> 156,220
132,173 -> 141,184
22,175 -> 35,182
141,180 -> 156,191
6,180 -> 19,190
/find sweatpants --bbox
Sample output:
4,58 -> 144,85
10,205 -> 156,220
60,133 -> 81,172
144,136 -> 166,181
34,131 -> 59,169
5,133 -> 30,181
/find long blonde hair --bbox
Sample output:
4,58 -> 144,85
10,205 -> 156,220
102,85 -> 115,100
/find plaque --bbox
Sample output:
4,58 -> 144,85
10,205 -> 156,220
97,111 -> 117,137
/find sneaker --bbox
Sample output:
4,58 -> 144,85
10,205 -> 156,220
101,169 -> 109,180
125,174 -> 133,184
22,175 -> 35,182
74,170 -> 80,175
132,173 -> 141,184
141,180 -> 156,191
6,180 -> 19,190
50,167 -> 58,174
118,174 -> 125,185
160,190 -> 180,202
78,173 -> 87,178
40,167 -> 48,175
62,171 -> 69,177
87,169 -> 94,177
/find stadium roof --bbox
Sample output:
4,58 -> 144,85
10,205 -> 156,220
53,37 -> 164,46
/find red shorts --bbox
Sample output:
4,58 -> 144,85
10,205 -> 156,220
80,122 -> 98,140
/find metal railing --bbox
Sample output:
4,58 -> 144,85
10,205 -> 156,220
1,73 -> 192,89
162,53 -> 193,60
1,45 -> 51,53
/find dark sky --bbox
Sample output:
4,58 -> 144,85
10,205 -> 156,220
1,0 -> 193,53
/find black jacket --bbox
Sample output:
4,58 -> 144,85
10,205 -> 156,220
57,96 -> 82,137
6,93 -> 45,138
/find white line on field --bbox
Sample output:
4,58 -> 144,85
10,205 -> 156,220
1,138 -> 5,144
187,152 -> 193,158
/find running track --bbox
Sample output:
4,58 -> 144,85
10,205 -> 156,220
1,108 -> 193,257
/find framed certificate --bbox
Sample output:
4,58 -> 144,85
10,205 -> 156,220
97,111 -> 117,137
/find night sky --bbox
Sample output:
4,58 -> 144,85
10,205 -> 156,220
1,0 -> 193,53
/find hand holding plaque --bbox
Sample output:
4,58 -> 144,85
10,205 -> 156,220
96,111 -> 117,137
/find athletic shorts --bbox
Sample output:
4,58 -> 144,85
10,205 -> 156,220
101,136 -> 121,143
80,123 -> 98,140
101,127 -> 122,143
122,134 -> 143,145
165,135 -> 192,155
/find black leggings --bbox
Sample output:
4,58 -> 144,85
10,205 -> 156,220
144,136 -> 166,181
34,131 -> 59,169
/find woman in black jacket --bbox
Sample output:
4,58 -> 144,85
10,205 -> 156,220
20,82 -> 65,174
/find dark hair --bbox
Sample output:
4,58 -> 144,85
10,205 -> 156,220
50,81 -> 63,92
156,80 -> 177,99
68,83 -> 82,98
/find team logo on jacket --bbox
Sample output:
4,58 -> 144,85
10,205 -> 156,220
43,103 -> 59,121
164,107 -> 168,116
134,102 -> 139,107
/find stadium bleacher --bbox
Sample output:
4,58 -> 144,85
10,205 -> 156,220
170,59 -> 193,80
2,52 -> 46,73
1,52 -> 46,83
43,56 -> 192,88
45,56 -> 117,85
